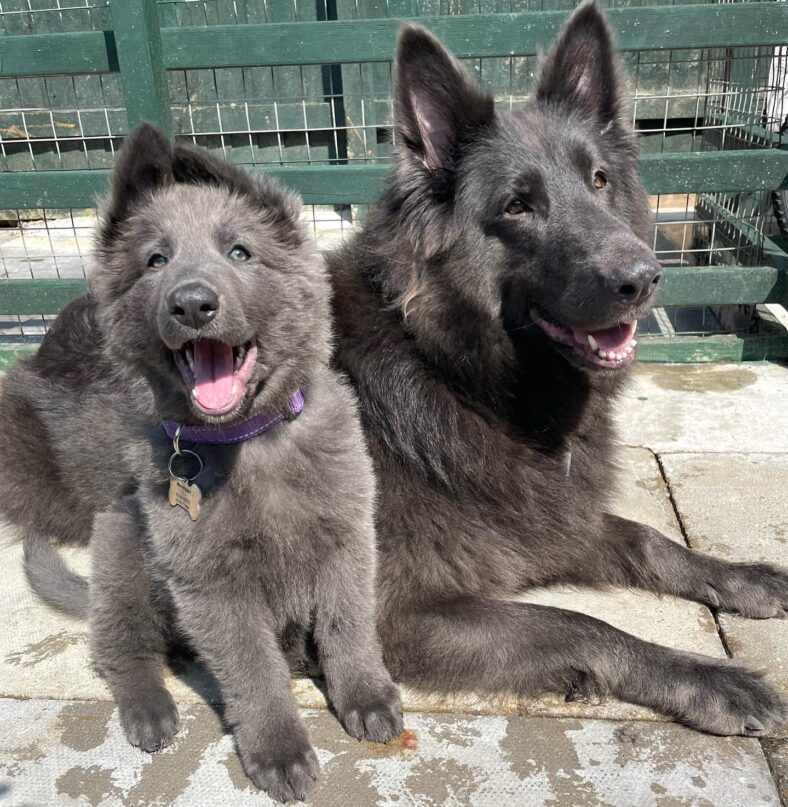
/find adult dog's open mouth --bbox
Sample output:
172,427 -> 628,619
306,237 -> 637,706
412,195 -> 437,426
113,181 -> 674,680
173,338 -> 258,416
531,308 -> 638,369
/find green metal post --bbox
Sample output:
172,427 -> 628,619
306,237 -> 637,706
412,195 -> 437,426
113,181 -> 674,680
110,0 -> 172,138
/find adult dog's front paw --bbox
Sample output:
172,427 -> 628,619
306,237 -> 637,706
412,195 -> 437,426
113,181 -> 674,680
118,687 -> 179,753
672,657 -> 787,736
706,561 -> 788,619
336,677 -> 404,744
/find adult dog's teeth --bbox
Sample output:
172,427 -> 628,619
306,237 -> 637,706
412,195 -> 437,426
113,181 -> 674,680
631,338 -> 638,347
185,346 -> 194,371
630,320 -> 638,335
587,334 -> 599,351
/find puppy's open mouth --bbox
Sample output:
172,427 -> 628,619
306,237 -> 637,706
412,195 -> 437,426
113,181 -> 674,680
172,339 -> 258,416
531,308 -> 638,369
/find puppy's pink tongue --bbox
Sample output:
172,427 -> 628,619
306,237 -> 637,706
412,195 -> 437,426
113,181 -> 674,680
192,339 -> 234,411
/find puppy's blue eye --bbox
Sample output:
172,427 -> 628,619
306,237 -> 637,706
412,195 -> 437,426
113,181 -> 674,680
148,253 -> 168,268
229,245 -> 250,262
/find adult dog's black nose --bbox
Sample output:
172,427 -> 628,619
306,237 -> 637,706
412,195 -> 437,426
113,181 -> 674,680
168,282 -> 219,329
610,261 -> 662,304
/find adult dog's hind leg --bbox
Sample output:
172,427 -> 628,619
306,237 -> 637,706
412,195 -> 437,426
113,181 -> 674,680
570,514 -> 788,618
90,506 -> 179,752
385,597 -> 786,735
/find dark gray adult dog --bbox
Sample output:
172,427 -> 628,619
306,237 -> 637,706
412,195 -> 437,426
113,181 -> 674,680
327,2 -> 788,735
0,124 -> 402,802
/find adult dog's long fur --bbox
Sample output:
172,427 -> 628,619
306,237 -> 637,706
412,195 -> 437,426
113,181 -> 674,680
0,125 -> 402,802
327,1 -> 788,735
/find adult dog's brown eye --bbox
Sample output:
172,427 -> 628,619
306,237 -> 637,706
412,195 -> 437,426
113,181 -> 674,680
505,199 -> 529,216
593,171 -> 608,189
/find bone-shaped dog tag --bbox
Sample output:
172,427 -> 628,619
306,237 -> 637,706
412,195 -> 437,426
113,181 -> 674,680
169,476 -> 201,521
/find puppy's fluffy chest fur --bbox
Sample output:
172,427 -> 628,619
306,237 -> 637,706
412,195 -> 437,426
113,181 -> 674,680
139,373 -> 373,617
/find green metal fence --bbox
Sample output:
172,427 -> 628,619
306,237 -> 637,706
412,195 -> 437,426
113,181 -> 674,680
1,0 -> 787,365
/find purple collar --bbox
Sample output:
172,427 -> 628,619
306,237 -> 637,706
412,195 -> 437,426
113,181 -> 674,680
162,389 -> 304,445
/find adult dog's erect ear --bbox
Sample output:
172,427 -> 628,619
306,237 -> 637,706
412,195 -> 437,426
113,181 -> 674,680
535,0 -> 622,125
101,122 -> 174,242
394,24 -> 495,173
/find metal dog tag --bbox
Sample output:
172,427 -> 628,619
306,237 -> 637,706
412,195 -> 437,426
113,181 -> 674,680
167,432 -> 204,522
168,475 -> 202,522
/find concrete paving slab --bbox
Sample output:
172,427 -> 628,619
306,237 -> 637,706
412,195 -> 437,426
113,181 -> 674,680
659,452 -> 788,707
0,449 -> 727,725
615,362 -> 788,454
763,738 -> 788,806
0,698 -> 781,807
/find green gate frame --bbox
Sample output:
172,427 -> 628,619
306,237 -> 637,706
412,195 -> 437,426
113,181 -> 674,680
1,0 -> 787,366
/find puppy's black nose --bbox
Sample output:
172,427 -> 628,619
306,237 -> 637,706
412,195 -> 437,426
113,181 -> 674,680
168,282 -> 219,330
611,261 -> 662,304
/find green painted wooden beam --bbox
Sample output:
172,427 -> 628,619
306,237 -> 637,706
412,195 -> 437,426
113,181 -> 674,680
1,149 -> 786,209
0,344 -> 36,370
0,31 -> 118,78
3,3 -> 786,77
3,333 -> 787,368
162,3 -> 788,69
637,334 -> 788,363
657,265 -> 788,307
0,279 -> 87,315
1,261 -> 786,317
642,150 -> 788,195
110,0 -> 172,137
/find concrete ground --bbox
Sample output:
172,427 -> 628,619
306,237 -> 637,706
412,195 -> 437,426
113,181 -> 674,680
0,361 -> 787,806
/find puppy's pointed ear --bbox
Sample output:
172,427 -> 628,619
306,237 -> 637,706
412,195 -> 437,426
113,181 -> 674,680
394,24 -> 494,173
172,141 -> 259,195
173,141 -> 305,246
102,123 -> 174,239
535,0 -> 622,124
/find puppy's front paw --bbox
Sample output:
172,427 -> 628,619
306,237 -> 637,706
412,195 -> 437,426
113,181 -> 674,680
118,688 -> 179,752
337,678 -> 404,744
239,730 -> 319,803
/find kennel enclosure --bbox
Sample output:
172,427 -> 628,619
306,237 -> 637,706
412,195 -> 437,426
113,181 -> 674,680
0,0 -> 787,364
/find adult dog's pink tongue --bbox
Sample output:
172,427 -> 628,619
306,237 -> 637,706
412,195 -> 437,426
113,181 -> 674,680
574,322 -> 634,352
192,340 -> 234,411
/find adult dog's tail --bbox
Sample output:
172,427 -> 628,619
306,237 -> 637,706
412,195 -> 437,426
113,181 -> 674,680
23,530 -> 88,619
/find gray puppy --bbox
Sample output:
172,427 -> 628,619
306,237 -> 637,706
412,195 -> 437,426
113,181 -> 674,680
0,123 -> 402,803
